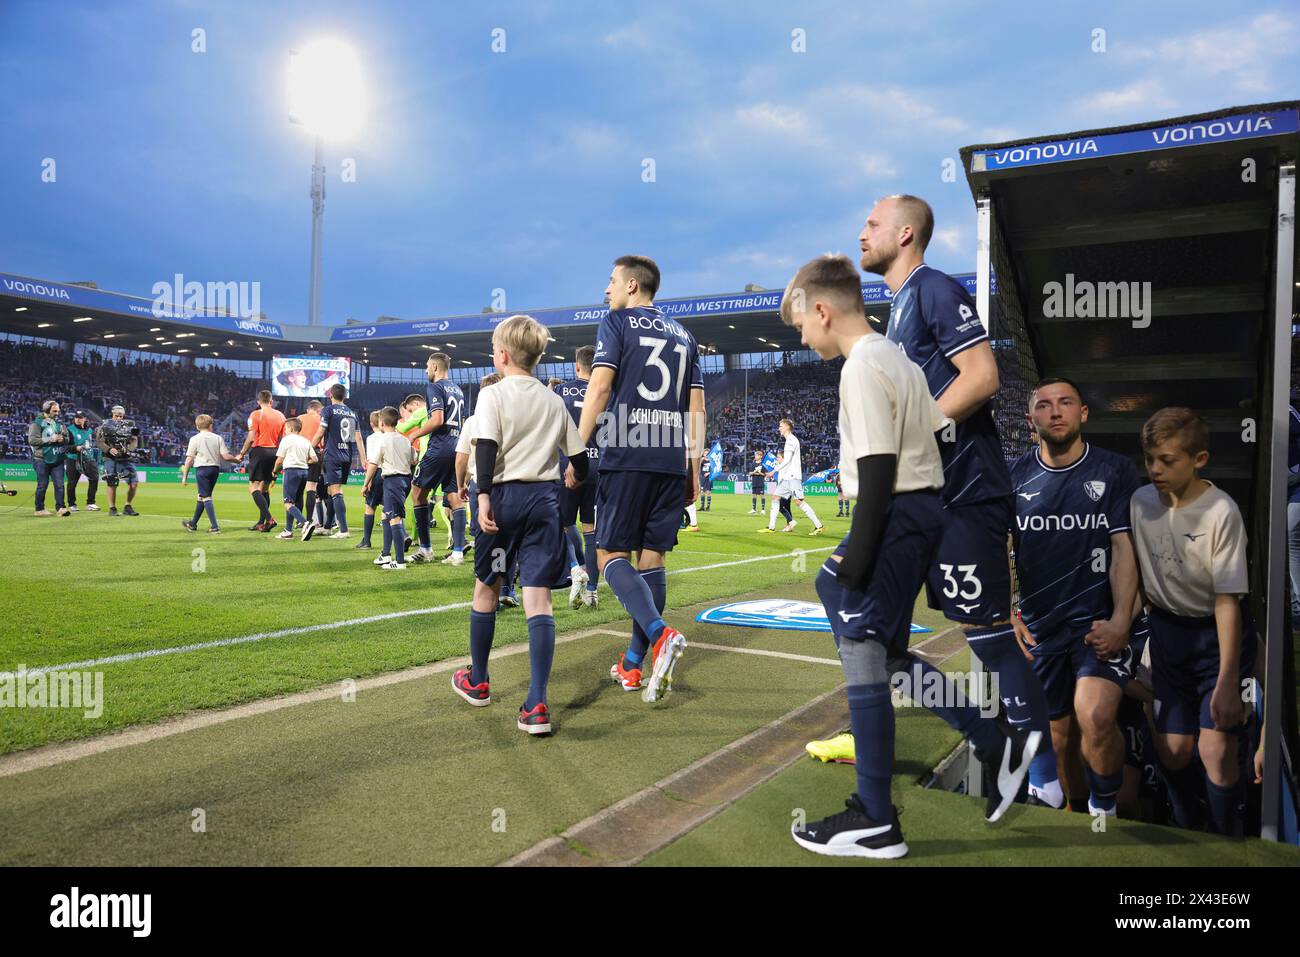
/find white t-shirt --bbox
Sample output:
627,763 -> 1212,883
372,431 -> 417,477
838,333 -> 946,498
456,415 -> 478,483
186,431 -> 230,468
364,431 -> 382,467
778,434 -> 802,482
472,375 -> 585,484
276,433 -> 315,471
1130,482 -> 1248,618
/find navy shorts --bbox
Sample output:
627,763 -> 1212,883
323,455 -> 351,486
1030,634 -> 1136,721
383,473 -> 412,519
414,446 -> 456,495
560,473 -> 598,527
365,473 -> 385,509
194,465 -> 219,498
751,479 -> 765,495
474,481 -> 567,589
281,467 -> 308,506
1149,602 -> 1256,736
595,469 -> 686,554
248,447 -> 276,484
824,489 -> 944,656
701,475 -> 713,492
924,495 -> 1013,625
1118,695 -> 1156,771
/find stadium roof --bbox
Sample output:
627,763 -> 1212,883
0,269 -> 979,367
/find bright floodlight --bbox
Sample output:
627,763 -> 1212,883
288,38 -> 364,140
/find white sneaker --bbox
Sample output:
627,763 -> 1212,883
441,551 -> 465,566
277,530 -> 294,539
382,561 -> 407,571
781,521 -> 797,532
329,530 -> 350,539
410,549 -> 434,563
373,555 -> 392,565
86,503 -> 100,511
301,520 -> 317,542
68,505 -> 79,512
582,590 -> 599,609
569,566 -> 588,608
747,509 -> 756,515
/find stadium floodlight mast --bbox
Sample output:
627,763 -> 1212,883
287,38 -> 364,327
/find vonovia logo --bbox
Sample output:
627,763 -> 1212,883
1083,480 -> 1106,502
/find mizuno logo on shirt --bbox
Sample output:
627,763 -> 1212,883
838,611 -> 863,623
956,603 -> 979,614
1184,532 -> 1205,541
1018,492 -> 1041,501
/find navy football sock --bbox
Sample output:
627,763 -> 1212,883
452,507 -> 467,553
381,519 -> 392,557
565,526 -> 584,567
362,511 -> 374,545
287,505 -> 307,527
524,614 -> 556,711
895,653 -> 1004,756
322,493 -> 335,526
414,504 -> 431,549
469,609 -> 495,686
392,523 -> 406,563
332,493 -> 348,533
1161,761 -> 1207,828
1205,778 -> 1242,836
305,490 -> 317,524
583,532 -> 598,591
969,626 -> 1050,737
641,566 -> 666,615
191,501 -> 204,525
203,500 -> 218,528
1085,764 -> 1123,812
605,558 -> 665,659
848,682 -> 895,822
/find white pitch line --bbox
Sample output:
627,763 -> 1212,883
689,641 -> 841,666
1,547 -> 835,678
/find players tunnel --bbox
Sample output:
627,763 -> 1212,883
959,101 -> 1300,843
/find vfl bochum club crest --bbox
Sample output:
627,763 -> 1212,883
1083,480 -> 1106,502
695,599 -> 931,634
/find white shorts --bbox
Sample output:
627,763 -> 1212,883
775,479 -> 804,499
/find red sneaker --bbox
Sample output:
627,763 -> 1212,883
452,668 -> 491,707
517,702 -> 552,735
610,656 -> 643,691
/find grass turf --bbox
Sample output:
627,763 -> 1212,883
0,482 -> 848,754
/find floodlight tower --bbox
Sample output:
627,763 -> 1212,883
288,38 -> 364,327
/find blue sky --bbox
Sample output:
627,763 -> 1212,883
1,0 -> 1296,325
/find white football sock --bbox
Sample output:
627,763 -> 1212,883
686,504 -> 698,526
768,498 -> 780,529
799,499 -> 822,527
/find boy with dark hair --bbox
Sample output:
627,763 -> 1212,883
364,407 -> 418,569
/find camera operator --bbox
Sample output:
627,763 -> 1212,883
97,405 -> 142,516
28,399 -> 71,516
65,410 -> 101,511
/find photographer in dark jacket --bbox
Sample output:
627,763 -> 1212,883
65,410 -> 101,511
28,399 -> 70,517
97,405 -> 141,516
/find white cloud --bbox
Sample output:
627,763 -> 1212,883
1070,78 -> 1176,119
1123,12 -> 1297,93
932,226 -> 965,255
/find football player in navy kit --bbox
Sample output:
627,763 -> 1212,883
407,353 -> 468,565
558,345 -> 602,608
1009,378 -> 1141,817
575,255 -> 706,703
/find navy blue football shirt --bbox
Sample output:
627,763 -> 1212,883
319,403 -> 358,461
559,377 -> 601,463
592,305 -> 703,475
1010,442 -> 1141,643
886,264 -> 1012,507
425,378 -> 465,454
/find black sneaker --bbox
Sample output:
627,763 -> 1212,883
123,505 -> 139,516
354,540 -> 371,549
182,520 -> 197,532
978,725 -> 1042,823
791,795 -> 908,859
249,521 -> 265,531
109,507 -> 120,517
263,518 -> 278,533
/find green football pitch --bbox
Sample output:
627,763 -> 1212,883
0,480 -> 1295,866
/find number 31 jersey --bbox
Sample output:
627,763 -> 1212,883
592,305 -> 703,475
